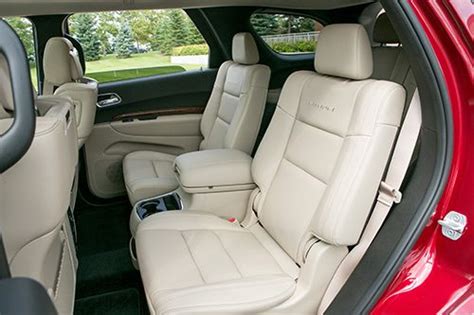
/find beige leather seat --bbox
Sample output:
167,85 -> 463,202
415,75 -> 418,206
0,54 -> 79,314
372,13 -> 416,105
123,32 -> 271,205
135,24 -> 406,314
43,37 -> 98,147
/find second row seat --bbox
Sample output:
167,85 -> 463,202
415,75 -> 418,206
123,32 -> 271,205
135,24 -> 406,314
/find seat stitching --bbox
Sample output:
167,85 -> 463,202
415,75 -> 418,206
297,118 -> 345,138
283,157 -> 328,186
180,232 -> 206,284
259,74 -> 313,218
318,80 -> 371,242
156,277 -> 295,314
211,231 -> 243,278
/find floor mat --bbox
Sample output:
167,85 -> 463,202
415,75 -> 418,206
75,288 -> 140,315
74,201 -> 148,314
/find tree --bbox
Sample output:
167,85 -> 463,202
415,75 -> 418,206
250,14 -> 280,36
168,10 -> 189,47
96,12 -> 119,55
4,17 -> 35,64
185,18 -> 205,45
126,10 -> 161,52
69,14 -> 102,61
115,22 -> 135,58
153,14 -> 173,54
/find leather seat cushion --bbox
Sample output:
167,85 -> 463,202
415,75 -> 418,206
136,211 -> 298,315
123,151 -> 178,204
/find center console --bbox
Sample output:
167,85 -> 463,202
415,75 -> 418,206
129,192 -> 183,234
129,149 -> 256,268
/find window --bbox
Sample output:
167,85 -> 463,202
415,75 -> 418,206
67,10 -> 209,83
250,13 -> 323,54
3,17 -> 38,89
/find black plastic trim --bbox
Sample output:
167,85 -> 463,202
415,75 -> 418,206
0,20 -> 36,173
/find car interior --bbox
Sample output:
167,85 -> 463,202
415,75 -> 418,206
0,0 -> 452,314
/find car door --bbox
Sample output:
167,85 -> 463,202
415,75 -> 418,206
64,10 -> 218,199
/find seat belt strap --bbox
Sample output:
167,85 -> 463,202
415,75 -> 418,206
318,89 -> 422,314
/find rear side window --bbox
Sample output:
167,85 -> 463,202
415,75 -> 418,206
67,9 -> 208,83
3,17 -> 38,89
250,13 -> 323,54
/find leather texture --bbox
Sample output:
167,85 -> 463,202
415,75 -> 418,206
123,32 -> 270,204
315,24 -> 373,80
175,149 -> 254,193
0,90 -> 79,314
123,151 -> 178,205
136,24 -> 406,314
43,37 -> 83,87
136,211 -> 298,315
232,32 -> 259,65
43,37 -> 98,147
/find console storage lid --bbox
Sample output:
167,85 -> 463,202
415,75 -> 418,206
175,149 -> 255,193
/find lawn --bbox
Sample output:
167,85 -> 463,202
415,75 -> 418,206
86,65 -> 187,82
30,51 -> 205,87
85,52 -> 203,83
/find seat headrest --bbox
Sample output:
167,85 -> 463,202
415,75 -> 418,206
0,54 -> 14,113
373,13 -> 399,44
315,24 -> 373,80
232,33 -> 259,65
43,37 -> 84,87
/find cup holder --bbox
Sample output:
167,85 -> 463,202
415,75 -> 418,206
136,192 -> 183,220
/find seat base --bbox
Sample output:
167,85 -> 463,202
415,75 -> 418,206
136,211 -> 299,315
123,151 -> 178,205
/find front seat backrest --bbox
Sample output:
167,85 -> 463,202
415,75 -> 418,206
199,32 -> 270,154
252,23 -> 406,263
0,54 -> 79,314
43,37 -> 98,147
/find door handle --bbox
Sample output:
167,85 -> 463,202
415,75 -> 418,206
97,93 -> 122,108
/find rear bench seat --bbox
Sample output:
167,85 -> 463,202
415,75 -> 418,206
135,24 -> 406,314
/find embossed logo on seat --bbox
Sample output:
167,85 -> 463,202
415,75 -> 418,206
308,101 -> 336,112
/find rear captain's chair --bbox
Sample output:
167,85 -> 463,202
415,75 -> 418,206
43,37 -> 98,147
123,32 -> 271,205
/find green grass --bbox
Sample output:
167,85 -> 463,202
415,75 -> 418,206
30,51 -> 206,86
86,65 -> 186,83
85,52 -> 203,83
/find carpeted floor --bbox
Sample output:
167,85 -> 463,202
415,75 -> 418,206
73,201 -> 148,315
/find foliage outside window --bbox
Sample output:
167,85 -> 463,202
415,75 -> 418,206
68,10 -> 208,83
3,17 -> 38,89
250,13 -> 323,54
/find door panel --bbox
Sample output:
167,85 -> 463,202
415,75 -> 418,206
84,69 -> 217,199
85,114 -> 203,199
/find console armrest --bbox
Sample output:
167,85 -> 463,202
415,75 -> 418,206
175,149 -> 255,193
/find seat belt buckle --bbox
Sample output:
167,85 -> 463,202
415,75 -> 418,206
378,181 -> 402,206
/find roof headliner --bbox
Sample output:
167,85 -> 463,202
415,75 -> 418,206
0,0 -> 374,17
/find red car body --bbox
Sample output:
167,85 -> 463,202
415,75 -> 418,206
373,0 -> 474,313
